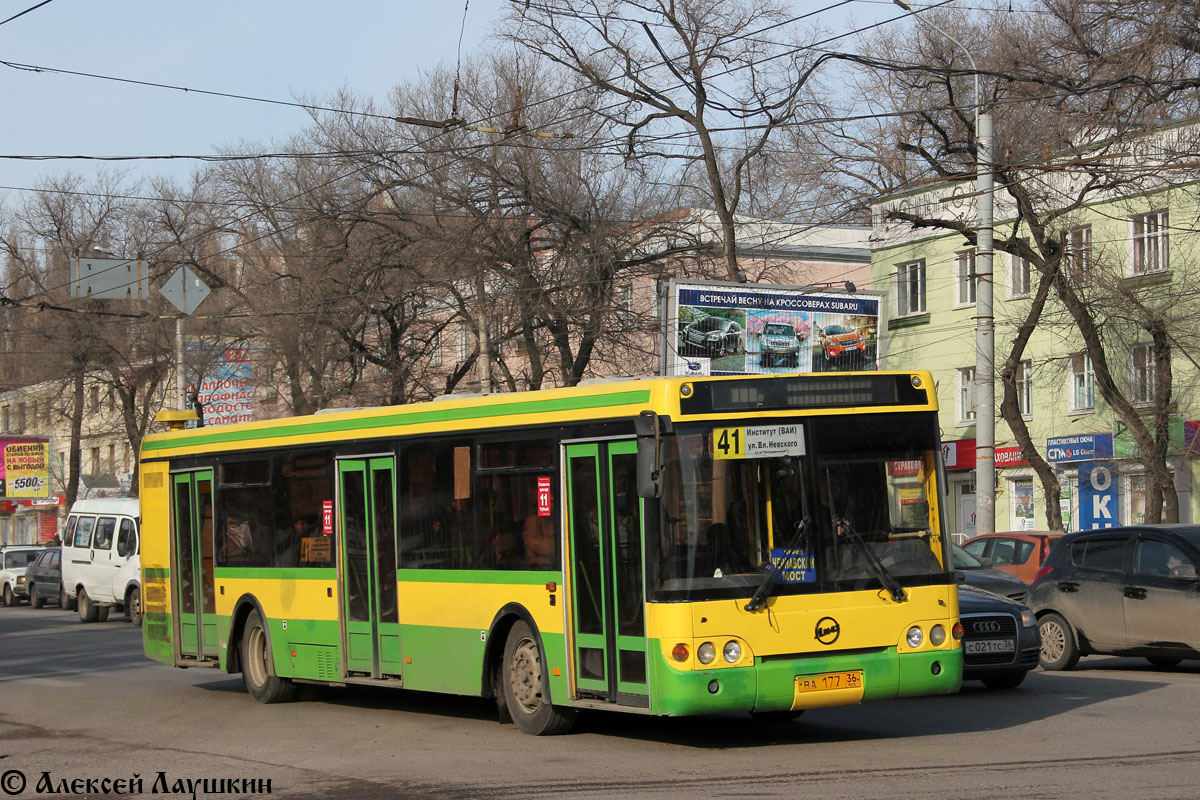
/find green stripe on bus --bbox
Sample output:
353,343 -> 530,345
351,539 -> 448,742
395,568 -> 562,585
214,567 -> 338,581
142,389 -> 652,451
143,567 -> 170,579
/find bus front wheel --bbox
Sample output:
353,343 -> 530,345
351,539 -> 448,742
502,621 -> 576,735
240,610 -> 297,704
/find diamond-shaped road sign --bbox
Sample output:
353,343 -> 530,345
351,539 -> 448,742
160,265 -> 211,315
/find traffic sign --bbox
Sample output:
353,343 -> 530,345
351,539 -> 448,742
160,266 -> 211,315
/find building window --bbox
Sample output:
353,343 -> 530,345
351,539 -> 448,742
896,260 -> 926,317
1016,360 -> 1032,418
1130,343 -> 1155,404
1,406 -> 8,432
616,282 -> 634,323
430,330 -> 443,367
16,402 -> 26,432
1010,254 -> 1031,298
456,321 -> 471,363
955,250 -> 977,306
90,447 -> 101,473
956,366 -> 976,423
1070,353 -> 1095,411
107,444 -> 115,472
1064,226 -> 1092,286
89,385 -> 100,412
1131,210 -> 1169,275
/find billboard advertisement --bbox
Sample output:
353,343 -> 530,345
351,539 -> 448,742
1,437 -> 51,498
189,344 -> 255,426
667,280 -> 883,376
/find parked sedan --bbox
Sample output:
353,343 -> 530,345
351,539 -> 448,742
959,585 -> 1041,689
953,543 -> 1031,604
25,546 -> 63,608
1031,525 -> 1200,670
683,316 -> 744,357
962,531 -> 1063,584
1,545 -> 41,607
819,324 -> 865,360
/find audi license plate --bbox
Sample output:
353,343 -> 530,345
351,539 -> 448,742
965,639 -> 1015,654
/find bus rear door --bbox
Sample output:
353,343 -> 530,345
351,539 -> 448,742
564,441 -> 648,707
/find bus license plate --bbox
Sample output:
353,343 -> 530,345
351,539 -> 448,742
792,669 -> 865,711
795,670 -> 862,692
965,639 -> 1015,654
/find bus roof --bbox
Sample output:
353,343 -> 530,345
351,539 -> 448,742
141,371 -> 935,459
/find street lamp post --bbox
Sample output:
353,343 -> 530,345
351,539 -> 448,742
893,0 -> 995,537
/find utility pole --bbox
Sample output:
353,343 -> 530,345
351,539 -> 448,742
893,0 -> 995,536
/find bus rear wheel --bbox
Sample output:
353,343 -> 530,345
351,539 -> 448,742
240,610 -> 297,704
502,621 -> 576,735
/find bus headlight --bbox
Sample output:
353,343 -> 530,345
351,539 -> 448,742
723,640 -> 742,663
697,642 -> 716,664
930,624 -> 946,646
906,626 -> 924,647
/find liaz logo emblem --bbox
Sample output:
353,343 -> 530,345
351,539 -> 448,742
815,616 -> 841,645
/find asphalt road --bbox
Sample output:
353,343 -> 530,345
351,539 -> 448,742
2,606 -> 1199,799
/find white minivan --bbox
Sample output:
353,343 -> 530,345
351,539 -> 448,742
61,498 -> 141,625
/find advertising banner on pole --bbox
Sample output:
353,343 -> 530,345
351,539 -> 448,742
189,344 -> 255,426
0,437 -> 51,498
666,279 -> 883,376
1078,461 -> 1119,530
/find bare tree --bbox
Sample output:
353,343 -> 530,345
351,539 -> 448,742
504,0 -> 830,281
840,5 -> 1200,525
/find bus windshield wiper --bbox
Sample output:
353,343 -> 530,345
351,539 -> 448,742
835,518 -> 907,603
744,517 -> 811,612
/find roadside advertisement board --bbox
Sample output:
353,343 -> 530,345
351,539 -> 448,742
0,436 -> 51,498
189,344 -> 255,426
666,279 -> 883,376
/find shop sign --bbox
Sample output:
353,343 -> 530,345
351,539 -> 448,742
1078,461 -> 1119,530
1113,415 -> 1184,458
1046,433 -> 1113,463
994,447 -> 1029,468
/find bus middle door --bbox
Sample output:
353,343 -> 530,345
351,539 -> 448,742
337,457 -> 401,679
564,441 -> 648,707
171,470 -> 218,662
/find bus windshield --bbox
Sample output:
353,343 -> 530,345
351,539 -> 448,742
649,412 -> 949,602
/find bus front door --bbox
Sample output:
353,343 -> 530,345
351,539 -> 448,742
171,470 -> 218,662
565,441 -> 648,706
337,457 -> 401,678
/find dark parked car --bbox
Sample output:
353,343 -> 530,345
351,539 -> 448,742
25,546 -> 63,608
683,316 -> 744,357
953,544 -> 1030,603
959,586 -> 1041,689
1030,525 -> 1200,671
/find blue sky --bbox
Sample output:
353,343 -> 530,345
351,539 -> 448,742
0,0 -> 895,193
1,0 -> 509,190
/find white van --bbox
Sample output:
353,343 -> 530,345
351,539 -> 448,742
61,498 -> 141,625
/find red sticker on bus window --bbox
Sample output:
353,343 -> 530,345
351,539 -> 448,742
322,500 -> 333,534
537,477 -> 552,517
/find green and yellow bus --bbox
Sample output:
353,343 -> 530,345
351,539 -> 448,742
140,371 -> 962,734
